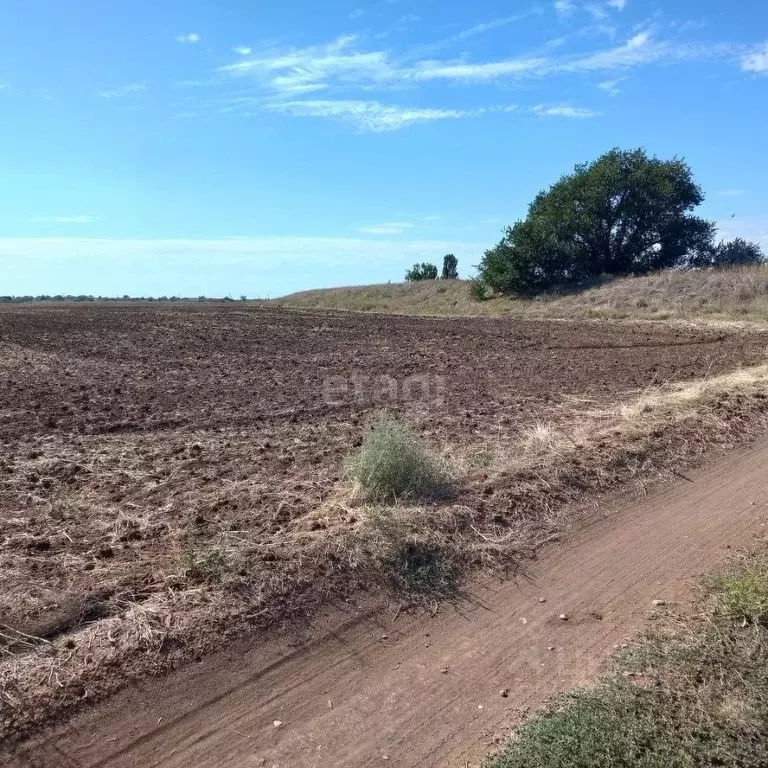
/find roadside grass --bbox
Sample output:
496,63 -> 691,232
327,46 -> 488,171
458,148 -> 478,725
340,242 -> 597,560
486,550 -> 768,768
275,266 -> 768,324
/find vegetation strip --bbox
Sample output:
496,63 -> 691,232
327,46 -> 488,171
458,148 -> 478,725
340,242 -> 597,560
485,549 -> 768,768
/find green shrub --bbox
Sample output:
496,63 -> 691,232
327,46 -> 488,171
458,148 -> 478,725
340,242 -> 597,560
469,278 -> 489,301
345,413 -> 449,501
405,262 -> 439,281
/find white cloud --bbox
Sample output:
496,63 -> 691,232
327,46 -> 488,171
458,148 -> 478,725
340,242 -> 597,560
718,188 -> 746,197
408,32 -> 725,84
586,3 -> 609,20
266,99 -> 474,131
233,46 -> 252,56
412,56 -> 549,81
359,222 -> 419,234
741,42 -> 768,73
556,31 -> 705,73
30,216 -> 99,224
533,103 -> 600,118
99,82 -> 147,98
208,30 -> 739,130
218,35 -> 395,94
597,76 -> 625,95
607,0 -> 627,9
176,33 -> 201,44
554,0 -> 577,16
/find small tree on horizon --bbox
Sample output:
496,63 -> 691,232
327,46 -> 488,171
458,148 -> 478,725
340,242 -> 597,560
405,262 -> 439,281
441,254 -> 459,279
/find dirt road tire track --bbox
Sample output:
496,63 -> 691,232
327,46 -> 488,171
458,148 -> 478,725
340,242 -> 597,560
8,439 -> 768,768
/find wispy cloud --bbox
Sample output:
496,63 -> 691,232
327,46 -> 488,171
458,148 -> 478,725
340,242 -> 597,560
374,13 -> 420,39
266,99 -> 474,131
210,29 -> 742,130
532,103 -> 600,118
412,56 -> 549,81
450,9 -> 542,41
554,0 -> 577,17
349,8 -> 364,20
586,3 -> 609,20
408,31 -> 730,83
233,46 -> 252,56
99,82 -> 147,99
607,0 -> 627,9
597,76 -> 625,95
581,24 -> 618,40
359,222 -> 418,234
218,35 -> 394,94
30,215 -> 99,224
741,42 -> 768,73
176,33 -> 201,44
718,188 -> 746,197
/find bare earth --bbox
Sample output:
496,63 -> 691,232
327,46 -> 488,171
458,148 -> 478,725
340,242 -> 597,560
10,439 -> 768,768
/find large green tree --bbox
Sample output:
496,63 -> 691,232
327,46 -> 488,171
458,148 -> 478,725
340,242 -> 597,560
479,148 -> 716,295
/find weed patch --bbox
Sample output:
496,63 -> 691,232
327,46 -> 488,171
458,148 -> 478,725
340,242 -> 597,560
486,551 -> 768,768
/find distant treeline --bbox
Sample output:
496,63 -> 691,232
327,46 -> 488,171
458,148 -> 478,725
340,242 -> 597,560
0,295 -> 253,303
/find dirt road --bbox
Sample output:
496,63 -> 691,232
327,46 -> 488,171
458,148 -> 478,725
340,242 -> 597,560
10,439 -> 768,768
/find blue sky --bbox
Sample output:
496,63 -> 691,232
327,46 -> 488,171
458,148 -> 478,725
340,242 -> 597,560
0,0 -> 766,297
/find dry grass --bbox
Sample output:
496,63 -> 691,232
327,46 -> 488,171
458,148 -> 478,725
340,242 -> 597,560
275,266 -> 768,324
475,363 -> 768,481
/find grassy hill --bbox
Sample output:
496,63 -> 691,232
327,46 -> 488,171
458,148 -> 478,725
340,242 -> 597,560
275,267 -> 768,323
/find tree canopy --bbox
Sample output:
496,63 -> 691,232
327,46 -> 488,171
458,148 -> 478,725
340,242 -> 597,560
405,262 -> 438,281
479,148 -> 717,295
441,254 -> 459,279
